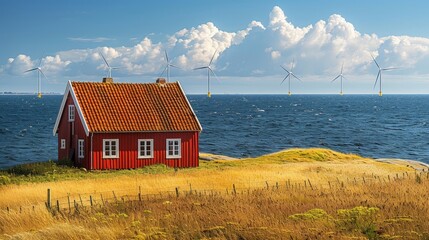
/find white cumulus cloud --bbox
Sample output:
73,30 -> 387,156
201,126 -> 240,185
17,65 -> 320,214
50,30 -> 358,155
2,54 -> 34,75
2,5 -> 429,86
170,20 -> 265,69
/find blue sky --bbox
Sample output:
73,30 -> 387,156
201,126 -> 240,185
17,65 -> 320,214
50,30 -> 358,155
2,0 -> 429,94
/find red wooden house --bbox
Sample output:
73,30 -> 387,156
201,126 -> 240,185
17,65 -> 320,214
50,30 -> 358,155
52,78 -> 202,170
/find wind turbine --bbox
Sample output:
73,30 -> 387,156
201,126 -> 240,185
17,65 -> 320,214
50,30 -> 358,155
160,50 -> 180,82
193,50 -> 218,98
24,59 -> 46,98
371,54 -> 397,97
331,63 -> 346,95
100,53 -> 119,78
280,59 -> 302,96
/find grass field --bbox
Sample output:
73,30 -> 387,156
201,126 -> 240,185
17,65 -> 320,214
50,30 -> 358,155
1,148 -> 428,239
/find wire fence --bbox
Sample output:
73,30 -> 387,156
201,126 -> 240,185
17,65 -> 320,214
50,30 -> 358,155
2,170 -> 428,215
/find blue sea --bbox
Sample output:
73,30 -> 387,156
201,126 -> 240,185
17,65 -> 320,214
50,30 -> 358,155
1,94 -> 428,169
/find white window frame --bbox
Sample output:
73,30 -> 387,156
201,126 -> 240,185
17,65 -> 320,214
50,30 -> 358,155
68,105 -> 75,122
166,139 -> 181,159
103,139 -> 119,159
138,139 -> 154,159
78,139 -> 84,158
60,139 -> 66,149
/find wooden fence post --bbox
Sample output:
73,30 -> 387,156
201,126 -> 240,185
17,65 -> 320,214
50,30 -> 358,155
113,191 -> 117,202
67,194 -> 71,212
74,200 -> 79,213
56,200 -> 60,212
101,194 -> 105,206
233,184 -> 237,195
79,194 -> 84,207
265,181 -> 269,190
189,184 -> 192,195
176,187 -> 179,198
90,195 -> 93,207
138,186 -> 142,202
46,188 -> 51,210
307,179 -> 313,190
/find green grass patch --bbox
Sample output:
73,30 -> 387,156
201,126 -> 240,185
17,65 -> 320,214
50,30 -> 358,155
247,148 -> 365,164
0,161 -> 174,185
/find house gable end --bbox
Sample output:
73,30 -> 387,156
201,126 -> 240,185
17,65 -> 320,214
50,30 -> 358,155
53,80 -> 90,136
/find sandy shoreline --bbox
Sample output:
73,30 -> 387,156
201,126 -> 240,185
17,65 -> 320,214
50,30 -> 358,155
375,158 -> 429,171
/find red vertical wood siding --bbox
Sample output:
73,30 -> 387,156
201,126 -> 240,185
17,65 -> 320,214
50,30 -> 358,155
56,93 -> 90,168
90,132 -> 199,170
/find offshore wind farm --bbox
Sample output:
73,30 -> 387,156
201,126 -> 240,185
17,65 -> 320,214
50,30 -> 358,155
3,2 -> 429,239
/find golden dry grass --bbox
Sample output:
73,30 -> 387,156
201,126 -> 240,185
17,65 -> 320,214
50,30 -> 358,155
0,148 -> 426,239
1,177 -> 429,239
0,148 -> 412,209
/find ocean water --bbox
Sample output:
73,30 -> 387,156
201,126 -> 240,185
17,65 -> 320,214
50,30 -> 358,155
0,94 -> 428,169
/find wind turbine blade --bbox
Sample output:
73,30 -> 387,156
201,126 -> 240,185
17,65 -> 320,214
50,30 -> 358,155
382,67 -> 398,71
331,75 -> 341,83
281,74 -> 290,84
371,54 -> 380,69
39,69 -> 47,79
209,49 -> 217,66
38,58 -> 43,67
280,65 -> 290,74
100,53 -> 110,67
373,71 -> 380,89
291,73 -> 302,82
291,58 -> 295,71
111,67 -> 121,70
165,50 -> 169,63
24,68 -> 38,73
341,63 -> 344,74
159,66 -> 167,77
169,64 -> 181,69
193,67 -> 207,70
209,68 -> 220,83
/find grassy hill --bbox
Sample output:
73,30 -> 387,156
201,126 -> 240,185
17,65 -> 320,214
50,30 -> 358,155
1,148 -> 428,239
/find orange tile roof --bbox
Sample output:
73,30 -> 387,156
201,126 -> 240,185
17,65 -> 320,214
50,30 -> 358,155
71,81 -> 202,132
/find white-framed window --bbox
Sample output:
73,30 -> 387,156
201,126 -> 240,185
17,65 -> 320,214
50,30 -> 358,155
78,139 -> 84,158
138,139 -> 153,158
60,139 -> 66,149
103,139 -> 119,158
68,105 -> 75,122
166,139 -> 181,159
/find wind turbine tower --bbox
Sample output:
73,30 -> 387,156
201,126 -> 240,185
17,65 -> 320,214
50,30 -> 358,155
160,50 -> 180,82
281,59 -> 302,96
24,59 -> 46,98
100,53 -> 119,78
371,54 -> 397,97
332,63 -> 346,95
193,50 -> 218,97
